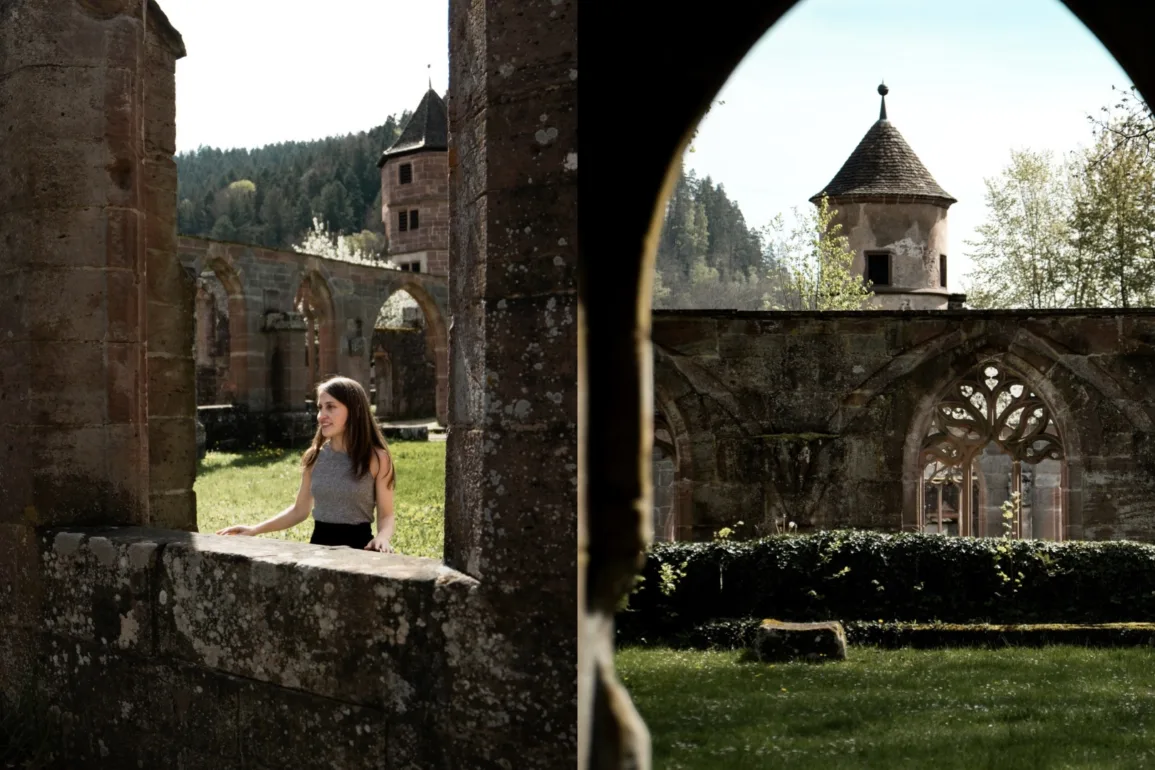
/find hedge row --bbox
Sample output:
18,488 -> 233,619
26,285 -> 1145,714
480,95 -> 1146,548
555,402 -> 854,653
615,530 -> 1155,641
615,617 -> 1155,651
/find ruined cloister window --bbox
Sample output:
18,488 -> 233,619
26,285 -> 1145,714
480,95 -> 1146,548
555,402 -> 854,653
372,288 -> 437,421
918,361 -> 1065,540
866,251 -> 891,286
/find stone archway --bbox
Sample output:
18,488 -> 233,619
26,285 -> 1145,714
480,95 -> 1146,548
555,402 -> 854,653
374,282 -> 448,426
201,254 -> 248,405
579,1 -> 1155,765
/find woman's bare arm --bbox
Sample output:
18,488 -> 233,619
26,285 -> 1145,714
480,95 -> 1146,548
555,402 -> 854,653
216,466 -> 313,536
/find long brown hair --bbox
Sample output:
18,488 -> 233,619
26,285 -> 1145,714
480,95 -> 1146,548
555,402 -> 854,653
301,376 -> 395,489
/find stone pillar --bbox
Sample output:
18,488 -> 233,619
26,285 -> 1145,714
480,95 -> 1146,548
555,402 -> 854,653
0,0 -> 184,530
446,0 -> 577,765
143,2 -> 194,531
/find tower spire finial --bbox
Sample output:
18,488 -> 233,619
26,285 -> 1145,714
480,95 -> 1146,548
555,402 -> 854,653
878,81 -> 889,120
428,64 -> 432,90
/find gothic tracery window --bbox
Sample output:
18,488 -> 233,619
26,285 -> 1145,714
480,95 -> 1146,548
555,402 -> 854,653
918,361 -> 1065,540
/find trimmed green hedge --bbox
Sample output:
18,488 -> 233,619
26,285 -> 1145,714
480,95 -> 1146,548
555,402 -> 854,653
615,530 -> 1155,642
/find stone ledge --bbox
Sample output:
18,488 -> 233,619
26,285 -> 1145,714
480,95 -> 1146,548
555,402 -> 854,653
37,526 -> 481,714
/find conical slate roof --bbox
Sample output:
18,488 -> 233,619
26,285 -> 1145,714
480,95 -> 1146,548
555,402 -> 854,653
377,87 -> 448,166
810,85 -> 955,207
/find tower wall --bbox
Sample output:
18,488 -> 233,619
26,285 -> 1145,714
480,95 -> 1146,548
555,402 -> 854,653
829,197 -> 951,309
380,152 -> 449,276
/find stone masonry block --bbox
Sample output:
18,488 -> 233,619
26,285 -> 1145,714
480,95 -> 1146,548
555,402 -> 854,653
29,341 -> 108,426
147,353 -> 196,418
29,425 -> 146,527
24,268 -> 109,342
480,293 -> 576,429
156,534 -> 481,714
0,207 -> 109,269
148,416 -> 197,493
751,619 -> 848,663
148,489 -> 196,532
237,678 -> 388,769
0,524 -> 42,628
39,527 -> 169,654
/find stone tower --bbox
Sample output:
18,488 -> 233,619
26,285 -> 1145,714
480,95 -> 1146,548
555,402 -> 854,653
377,85 -> 449,276
811,84 -> 957,310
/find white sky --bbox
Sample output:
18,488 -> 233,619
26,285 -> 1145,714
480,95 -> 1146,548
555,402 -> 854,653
160,0 -> 1137,289
160,0 -> 449,152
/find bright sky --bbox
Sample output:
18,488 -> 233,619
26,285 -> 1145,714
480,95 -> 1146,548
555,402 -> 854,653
686,0 -> 1136,288
160,0 -> 1136,289
160,0 -> 448,152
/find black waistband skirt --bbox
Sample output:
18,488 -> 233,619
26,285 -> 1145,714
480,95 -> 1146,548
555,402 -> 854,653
310,520 -> 373,549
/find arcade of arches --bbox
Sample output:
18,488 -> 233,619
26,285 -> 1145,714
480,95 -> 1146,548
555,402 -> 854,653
181,235 -> 449,448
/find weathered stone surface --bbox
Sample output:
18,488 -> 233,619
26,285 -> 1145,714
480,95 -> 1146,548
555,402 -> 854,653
155,532 -> 478,715
39,528 -> 166,653
751,619 -> 848,663
653,309 -> 1155,542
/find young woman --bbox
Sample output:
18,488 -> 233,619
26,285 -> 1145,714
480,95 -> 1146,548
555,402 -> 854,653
216,376 -> 396,552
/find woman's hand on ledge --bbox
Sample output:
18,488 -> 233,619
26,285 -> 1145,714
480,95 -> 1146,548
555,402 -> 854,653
216,525 -> 257,536
364,535 -> 394,553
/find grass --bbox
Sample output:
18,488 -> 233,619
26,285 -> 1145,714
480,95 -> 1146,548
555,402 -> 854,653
616,645 -> 1155,769
194,441 -> 445,560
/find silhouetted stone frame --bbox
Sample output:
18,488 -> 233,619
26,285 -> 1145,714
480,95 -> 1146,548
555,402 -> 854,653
583,1 -> 1155,765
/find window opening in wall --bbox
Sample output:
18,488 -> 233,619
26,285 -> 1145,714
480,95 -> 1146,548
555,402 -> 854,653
409,209 -> 419,229
398,261 -> 422,272
918,361 -> 1065,540
866,251 -> 891,286
940,254 -> 947,287
399,210 -> 408,232
399,163 -> 412,184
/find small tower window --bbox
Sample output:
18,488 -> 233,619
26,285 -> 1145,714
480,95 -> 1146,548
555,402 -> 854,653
398,211 -> 408,232
399,163 -> 413,184
866,251 -> 891,286
939,254 -> 947,287
409,209 -> 419,230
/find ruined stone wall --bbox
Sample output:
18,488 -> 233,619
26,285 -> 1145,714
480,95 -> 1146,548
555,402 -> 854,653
372,328 -> 436,420
5,527 -> 482,768
381,152 -> 450,275
654,309 -> 1155,542
178,235 -> 450,424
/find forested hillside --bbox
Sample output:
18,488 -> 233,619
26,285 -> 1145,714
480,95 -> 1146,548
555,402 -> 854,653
653,161 -> 781,309
175,111 -> 410,255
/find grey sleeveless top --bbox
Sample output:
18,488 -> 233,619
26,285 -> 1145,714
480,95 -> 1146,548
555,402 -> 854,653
309,444 -> 376,525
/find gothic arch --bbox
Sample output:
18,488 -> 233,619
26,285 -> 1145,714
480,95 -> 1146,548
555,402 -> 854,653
901,352 -> 1074,539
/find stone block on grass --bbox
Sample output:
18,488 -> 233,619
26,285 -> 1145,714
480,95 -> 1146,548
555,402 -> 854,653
751,619 -> 847,663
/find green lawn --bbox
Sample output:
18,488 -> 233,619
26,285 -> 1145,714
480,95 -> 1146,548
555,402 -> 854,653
616,645 -> 1155,769
194,441 -> 445,559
